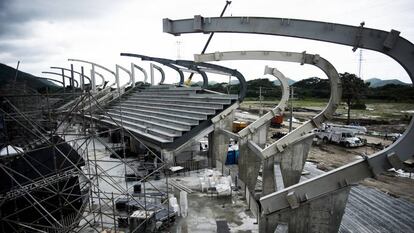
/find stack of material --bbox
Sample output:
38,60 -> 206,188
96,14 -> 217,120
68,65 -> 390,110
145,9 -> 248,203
199,169 -> 232,196
168,195 -> 180,215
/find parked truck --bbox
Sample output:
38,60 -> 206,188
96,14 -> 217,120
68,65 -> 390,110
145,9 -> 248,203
314,124 -> 366,148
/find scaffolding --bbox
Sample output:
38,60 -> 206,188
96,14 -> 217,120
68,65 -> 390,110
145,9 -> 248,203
0,81 -> 172,233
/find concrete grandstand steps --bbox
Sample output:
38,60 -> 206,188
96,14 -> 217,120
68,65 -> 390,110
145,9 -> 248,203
138,87 -> 199,95
106,112 -> 186,136
107,109 -> 194,130
110,106 -> 201,125
130,92 -> 238,104
97,85 -> 238,148
127,96 -> 231,106
101,116 -> 176,142
121,101 -> 219,114
117,104 -> 208,120
101,117 -> 174,143
124,98 -> 224,109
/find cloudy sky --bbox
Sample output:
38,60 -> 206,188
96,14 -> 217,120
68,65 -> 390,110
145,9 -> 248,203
1,0 -> 413,85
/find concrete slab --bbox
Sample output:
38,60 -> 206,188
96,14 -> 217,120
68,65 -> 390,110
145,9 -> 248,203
166,193 -> 258,233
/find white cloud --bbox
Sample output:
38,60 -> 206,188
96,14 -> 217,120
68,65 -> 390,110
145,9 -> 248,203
1,0 -> 413,85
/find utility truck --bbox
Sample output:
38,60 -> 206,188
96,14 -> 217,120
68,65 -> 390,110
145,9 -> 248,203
314,124 -> 366,148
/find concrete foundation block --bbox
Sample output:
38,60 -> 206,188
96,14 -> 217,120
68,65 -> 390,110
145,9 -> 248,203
252,123 -> 269,148
238,137 -> 261,193
161,150 -> 174,164
280,135 -> 313,187
262,156 -> 277,196
260,187 -> 351,233
208,110 -> 234,167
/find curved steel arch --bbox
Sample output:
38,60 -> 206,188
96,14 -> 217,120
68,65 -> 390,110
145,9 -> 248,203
115,64 -> 132,91
42,71 -> 79,87
196,50 -> 341,150
50,66 -> 91,83
195,61 -> 246,101
93,71 -> 105,88
122,53 -> 211,88
68,58 -> 115,92
175,60 -> 209,89
165,15 -> 414,228
196,50 -> 341,196
150,63 -> 165,85
131,63 -> 148,85
122,53 -> 187,86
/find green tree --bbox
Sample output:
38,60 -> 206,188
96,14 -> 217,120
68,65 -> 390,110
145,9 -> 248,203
340,72 -> 369,124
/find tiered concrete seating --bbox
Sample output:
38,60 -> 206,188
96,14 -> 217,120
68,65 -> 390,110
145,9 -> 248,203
100,85 -> 238,148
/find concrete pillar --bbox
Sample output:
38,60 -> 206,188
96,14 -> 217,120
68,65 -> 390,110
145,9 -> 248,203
252,122 -> 269,148
279,135 -> 313,187
161,150 -> 174,165
238,136 -> 261,194
208,110 -> 234,168
239,123 -> 269,196
259,187 -> 351,233
129,137 -> 140,154
262,155 -> 277,196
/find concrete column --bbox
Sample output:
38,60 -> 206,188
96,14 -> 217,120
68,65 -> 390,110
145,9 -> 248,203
207,133 -> 215,167
262,155 -> 277,196
161,150 -> 174,165
252,122 -> 269,148
279,135 -> 313,187
238,136 -> 261,194
129,137 -> 142,154
259,187 -> 351,233
208,110 -> 234,168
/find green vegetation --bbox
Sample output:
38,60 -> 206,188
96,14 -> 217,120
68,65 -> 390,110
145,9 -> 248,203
208,75 -> 412,103
214,74 -> 413,122
0,63 -> 59,93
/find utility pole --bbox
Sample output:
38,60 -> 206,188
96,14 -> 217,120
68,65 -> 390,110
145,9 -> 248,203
259,86 -> 263,116
358,49 -> 363,78
13,61 -> 20,88
176,40 -> 182,59
289,86 -> 294,132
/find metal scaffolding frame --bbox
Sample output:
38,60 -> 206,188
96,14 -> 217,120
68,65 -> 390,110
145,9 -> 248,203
0,69 -> 172,233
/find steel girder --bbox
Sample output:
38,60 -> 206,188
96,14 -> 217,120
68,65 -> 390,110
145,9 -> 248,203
163,15 -> 414,220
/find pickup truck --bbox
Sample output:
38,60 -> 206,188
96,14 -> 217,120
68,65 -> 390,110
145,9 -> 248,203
314,128 -> 366,148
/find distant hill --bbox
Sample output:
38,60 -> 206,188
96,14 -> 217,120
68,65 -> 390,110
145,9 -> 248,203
194,80 -> 218,86
0,63 -> 58,91
229,79 -> 239,85
273,77 -> 296,86
365,78 -> 409,88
